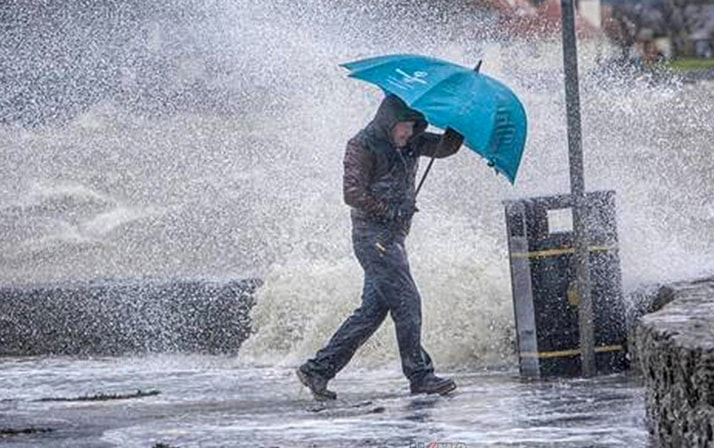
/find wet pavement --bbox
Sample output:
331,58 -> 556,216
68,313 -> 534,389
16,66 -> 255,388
0,355 -> 648,447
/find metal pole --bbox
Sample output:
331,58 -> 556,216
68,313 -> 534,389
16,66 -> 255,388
560,0 -> 595,377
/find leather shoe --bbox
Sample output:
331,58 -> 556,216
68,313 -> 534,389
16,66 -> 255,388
296,364 -> 337,401
410,374 -> 457,395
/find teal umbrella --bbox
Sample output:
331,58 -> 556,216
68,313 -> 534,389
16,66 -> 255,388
341,54 -> 527,184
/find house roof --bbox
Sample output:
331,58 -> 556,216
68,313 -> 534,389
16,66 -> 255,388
491,0 -> 602,39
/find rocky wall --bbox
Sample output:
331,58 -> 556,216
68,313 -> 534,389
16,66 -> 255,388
636,277 -> 714,447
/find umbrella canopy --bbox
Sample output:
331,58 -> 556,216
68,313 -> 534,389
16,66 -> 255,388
341,54 -> 527,184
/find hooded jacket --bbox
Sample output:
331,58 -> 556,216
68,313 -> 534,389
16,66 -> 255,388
343,94 -> 462,229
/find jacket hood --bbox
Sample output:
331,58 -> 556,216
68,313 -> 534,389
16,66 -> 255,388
368,94 -> 428,146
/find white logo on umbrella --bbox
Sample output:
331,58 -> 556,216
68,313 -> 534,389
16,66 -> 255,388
395,68 -> 428,85
387,68 -> 429,91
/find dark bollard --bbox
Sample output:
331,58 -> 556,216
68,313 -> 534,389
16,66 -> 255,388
504,191 -> 628,377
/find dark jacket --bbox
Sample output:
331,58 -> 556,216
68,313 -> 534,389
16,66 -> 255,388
343,95 -> 462,230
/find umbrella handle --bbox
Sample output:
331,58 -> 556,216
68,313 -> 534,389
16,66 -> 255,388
415,125 -> 465,199
415,154 -> 437,199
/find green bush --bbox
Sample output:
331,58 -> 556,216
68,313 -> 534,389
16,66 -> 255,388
666,58 -> 714,70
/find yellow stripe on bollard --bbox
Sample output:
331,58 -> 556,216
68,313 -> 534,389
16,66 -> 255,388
520,344 -> 624,359
510,246 -> 617,259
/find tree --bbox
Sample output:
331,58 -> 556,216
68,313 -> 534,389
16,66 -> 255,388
603,0 -> 711,60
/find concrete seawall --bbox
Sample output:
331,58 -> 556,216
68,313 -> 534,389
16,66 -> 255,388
635,277 -> 714,447
0,278 -> 261,356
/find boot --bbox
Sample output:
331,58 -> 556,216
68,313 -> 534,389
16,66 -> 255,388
296,364 -> 337,401
410,374 -> 457,395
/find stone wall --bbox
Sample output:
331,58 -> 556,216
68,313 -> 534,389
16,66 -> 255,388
636,277 -> 714,447
0,278 -> 261,356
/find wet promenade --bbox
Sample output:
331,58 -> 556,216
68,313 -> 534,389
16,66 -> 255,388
1,355 -> 647,447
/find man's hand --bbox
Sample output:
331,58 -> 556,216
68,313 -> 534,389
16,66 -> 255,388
384,201 -> 419,225
437,127 -> 464,156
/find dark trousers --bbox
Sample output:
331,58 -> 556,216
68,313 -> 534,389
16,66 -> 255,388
304,219 -> 434,384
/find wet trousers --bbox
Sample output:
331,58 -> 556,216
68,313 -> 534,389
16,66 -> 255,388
303,219 -> 434,383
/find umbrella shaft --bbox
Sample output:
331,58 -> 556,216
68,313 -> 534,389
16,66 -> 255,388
415,155 -> 436,199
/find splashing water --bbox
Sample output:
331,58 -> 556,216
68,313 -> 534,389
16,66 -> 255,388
1,0 -> 712,370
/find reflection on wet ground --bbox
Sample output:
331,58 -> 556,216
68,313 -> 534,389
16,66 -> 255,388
0,355 -> 648,447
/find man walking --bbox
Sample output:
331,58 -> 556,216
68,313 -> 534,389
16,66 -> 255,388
297,94 -> 463,400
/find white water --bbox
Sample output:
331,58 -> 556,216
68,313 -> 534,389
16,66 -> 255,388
1,0 -> 713,370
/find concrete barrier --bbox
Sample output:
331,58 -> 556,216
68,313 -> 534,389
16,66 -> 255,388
0,278 -> 261,356
635,276 -> 714,447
